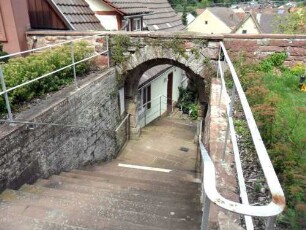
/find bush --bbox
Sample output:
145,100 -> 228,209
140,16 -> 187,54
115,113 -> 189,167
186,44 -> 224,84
0,41 -> 94,115
235,53 -> 306,230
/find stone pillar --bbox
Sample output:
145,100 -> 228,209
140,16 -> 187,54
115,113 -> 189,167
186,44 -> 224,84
126,98 -> 140,139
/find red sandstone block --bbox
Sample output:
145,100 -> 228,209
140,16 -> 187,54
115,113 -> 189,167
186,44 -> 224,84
258,46 -> 286,52
290,40 -> 306,47
269,39 -> 290,47
288,47 -> 306,56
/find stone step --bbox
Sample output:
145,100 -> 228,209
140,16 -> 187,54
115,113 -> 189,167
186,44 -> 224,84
0,190 -> 165,230
65,169 -> 200,196
0,211 -> 93,230
35,176 -> 201,210
82,160 -> 200,184
0,189 -> 200,230
20,184 -> 202,220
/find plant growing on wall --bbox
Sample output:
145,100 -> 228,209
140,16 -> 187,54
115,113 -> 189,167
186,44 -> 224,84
0,43 -> 9,63
111,35 -> 131,64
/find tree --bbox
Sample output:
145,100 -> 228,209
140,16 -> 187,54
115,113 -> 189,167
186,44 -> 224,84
182,6 -> 188,25
274,7 -> 306,34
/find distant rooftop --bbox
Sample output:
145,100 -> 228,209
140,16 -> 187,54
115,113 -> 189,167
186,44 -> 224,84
208,7 -> 242,29
102,0 -> 151,15
144,0 -> 185,31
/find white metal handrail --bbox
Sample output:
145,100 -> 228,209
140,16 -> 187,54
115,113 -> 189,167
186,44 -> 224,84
199,42 -> 285,230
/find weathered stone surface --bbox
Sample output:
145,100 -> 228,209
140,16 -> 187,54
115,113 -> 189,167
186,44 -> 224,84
0,69 -> 126,192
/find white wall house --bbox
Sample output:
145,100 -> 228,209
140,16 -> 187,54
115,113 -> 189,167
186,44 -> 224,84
137,65 -> 187,128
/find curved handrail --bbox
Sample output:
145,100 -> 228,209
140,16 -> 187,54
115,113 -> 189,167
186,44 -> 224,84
199,139 -> 285,217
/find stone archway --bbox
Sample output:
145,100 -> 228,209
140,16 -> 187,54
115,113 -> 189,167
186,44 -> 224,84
109,34 -> 221,136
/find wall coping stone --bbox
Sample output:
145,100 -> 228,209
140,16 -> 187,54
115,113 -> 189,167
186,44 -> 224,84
26,30 -> 306,40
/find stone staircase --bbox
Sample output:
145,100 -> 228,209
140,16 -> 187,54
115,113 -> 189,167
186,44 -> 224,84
0,117 -> 202,230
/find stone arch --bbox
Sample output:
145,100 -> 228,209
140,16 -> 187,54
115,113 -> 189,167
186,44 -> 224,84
119,58 -> 215,137
110,35 -> 220,136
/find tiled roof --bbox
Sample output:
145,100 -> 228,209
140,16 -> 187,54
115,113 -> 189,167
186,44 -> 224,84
144,0 -> 185,31
102,0 -> 151,15
52,0 -> 104,31
208,7 -> 242,29
256,9 -> 288,33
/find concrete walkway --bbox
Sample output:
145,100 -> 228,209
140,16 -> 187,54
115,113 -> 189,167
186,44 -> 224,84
119,117 -> 199,172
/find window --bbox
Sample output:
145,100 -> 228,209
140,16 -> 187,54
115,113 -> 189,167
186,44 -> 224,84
121,19 -> 129,31
205,21 -> 208,25
142,85 -> 151,109
242,30 -> 247,34
133,18 -> 141,31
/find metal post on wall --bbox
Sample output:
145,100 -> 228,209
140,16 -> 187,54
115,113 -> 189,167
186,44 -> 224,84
70,42 -> 78,89
265,216 -> 276,230
0,67 -> 14,124
221,85 -> 236,162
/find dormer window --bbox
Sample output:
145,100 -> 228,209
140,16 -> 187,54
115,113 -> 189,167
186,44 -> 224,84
242,30 -> 247,34
133,18 -> 142,31
205,21 -> 208,24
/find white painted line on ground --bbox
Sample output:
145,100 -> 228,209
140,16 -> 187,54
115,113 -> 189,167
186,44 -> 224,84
118,163 -> 172,173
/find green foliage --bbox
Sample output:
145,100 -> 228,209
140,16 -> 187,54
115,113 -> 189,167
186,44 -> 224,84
188,103 -> 200,119
274,7 -> 306,34
235,53 -> 306,230
0,43 -> 9,63
163,37 -> 188,59
177,86 -> 197,116
0,41 -> 93,115
111,35 -> 131,64
259,52 -> 288,72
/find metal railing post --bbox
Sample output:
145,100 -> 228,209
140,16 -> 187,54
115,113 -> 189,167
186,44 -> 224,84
0,67 -> 13,123
70,42 -> 78,88
266,216 -> 276,230
219,74 -> 223,106
229,85 -> 236,116
201,193 -> 211,230
221,84 -> 236,162
106,35 -> 110,68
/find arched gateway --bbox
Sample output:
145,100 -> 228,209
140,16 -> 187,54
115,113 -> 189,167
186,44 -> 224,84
109,34 -> 222,136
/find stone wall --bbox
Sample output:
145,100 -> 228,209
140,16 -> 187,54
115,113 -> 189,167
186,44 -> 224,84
224,34 -> 306,66
0,68 -> 126,192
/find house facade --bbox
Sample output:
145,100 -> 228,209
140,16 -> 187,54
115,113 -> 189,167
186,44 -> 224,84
0,0 -> 104,54
137,65 -> 187,128
187,7 -> 241,34
187,7 -> 262,34
0,0 -> 30,53
85,0 -> 150,31
232,13 -> 261,34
